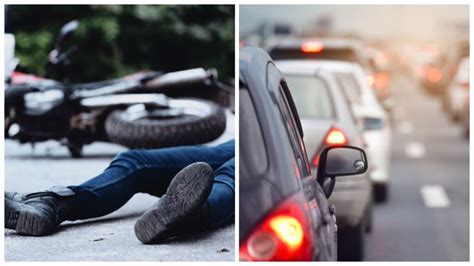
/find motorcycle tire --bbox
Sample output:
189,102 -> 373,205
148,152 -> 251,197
105,98 -> 226,149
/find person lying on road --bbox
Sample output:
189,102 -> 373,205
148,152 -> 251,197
5,140 -> 235,244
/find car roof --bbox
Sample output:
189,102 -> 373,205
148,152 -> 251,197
275,59 -> 362,75
276,59 -> 387,118
240,46 -> 272,83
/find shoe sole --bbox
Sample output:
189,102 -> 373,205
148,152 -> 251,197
134,162 -> 213,244
5,198 -> 52,236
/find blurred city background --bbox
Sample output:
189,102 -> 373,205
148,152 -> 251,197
6,5 -> 234,82
241,5 -> 469,261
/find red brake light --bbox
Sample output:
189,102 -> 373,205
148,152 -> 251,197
374,72 -> 390,89
325,127 -> 348,145
311,154 -> 321,167
312,127 -> 349,167
240,193 -> 313,261
462,82 -> 470,89
301,41 -> 324,53
426,67 -> 442,83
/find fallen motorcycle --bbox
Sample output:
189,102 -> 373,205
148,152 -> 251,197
5,21 -> 230,157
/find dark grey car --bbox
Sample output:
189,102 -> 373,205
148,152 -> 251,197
239,47 -> 368,261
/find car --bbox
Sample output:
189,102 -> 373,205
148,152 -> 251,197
275,60 -> 373,261
241,22 -> 294,49
285,60 -> 392,202
443,57 -> 469,121
268,37 -> 395,111
366,46 -> 394,109
439,40 -> 469,92
239,47 -> 368,261
268,38 -> 375,72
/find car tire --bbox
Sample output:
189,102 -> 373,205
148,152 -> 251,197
450,112 -> 460,123
374,183 -> 389,203
365,203 -> 373,233
105,98 -> 226,149
338,220 -> 365,261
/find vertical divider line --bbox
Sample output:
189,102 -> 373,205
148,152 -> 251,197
234,3 -> 240,262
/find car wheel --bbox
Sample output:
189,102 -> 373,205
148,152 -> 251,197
365,203 -> 373,233
450,112 -> 460,122
337,221 -> 365,261
374,183 -> 389,203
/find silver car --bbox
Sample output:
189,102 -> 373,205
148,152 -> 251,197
276,60 -> 372,261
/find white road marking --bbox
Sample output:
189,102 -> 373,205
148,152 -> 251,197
420,185 -> 451,208
398,120 -> 414,135
405,142 -> 425,158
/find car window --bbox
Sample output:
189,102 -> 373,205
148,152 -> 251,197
239,85 -> 268,180
276,82 -> 312,178
363,117 -> 384,130
335,72 -> 362,102
284,75 -> 335,119
266,64 -> 302,177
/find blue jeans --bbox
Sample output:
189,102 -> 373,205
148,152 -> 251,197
67,140 -> 235,228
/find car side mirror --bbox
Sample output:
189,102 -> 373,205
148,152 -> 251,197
317,145 -> 368,197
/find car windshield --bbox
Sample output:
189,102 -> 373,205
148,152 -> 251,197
335,72 -> 362,102
284,75 -> 334,118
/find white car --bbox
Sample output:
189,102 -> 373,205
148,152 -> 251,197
443,57 -> 469,121
276,60 -> 373,260
294,60 -> 392,202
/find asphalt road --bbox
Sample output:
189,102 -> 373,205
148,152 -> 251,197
5,110 -> 235,261
365,73 -> 469,261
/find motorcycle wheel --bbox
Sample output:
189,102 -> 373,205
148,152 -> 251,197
105,98 -> 226,149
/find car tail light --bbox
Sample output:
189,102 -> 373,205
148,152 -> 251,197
239,193 -> 313,261
311,154 -> 321,167
462,82 -> 469,89
312,127 -> 349,167
374,72 -> 390,90
325,127 -> 348,145
301,41 -> 324,53
425,67 -> 442,83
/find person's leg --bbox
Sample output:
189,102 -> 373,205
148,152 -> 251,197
133,157 -> 235,243
206,157 -> 235,228
67,140 -> 234,220
5,140 -> 234,235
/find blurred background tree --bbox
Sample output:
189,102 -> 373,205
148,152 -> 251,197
6,5 -> 234,83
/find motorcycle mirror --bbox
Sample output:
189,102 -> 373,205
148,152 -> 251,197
55,20 -> 79,50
